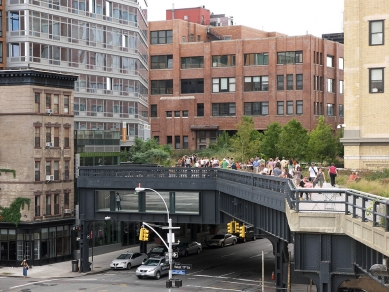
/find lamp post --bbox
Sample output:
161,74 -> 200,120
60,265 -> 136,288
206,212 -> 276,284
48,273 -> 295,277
135,186 -> 174,291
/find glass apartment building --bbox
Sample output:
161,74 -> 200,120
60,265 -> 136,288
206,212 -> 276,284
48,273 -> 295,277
5,0 -> 150,147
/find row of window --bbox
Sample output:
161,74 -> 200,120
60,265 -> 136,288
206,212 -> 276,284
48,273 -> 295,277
35,93 -> 70,114
35,193 -> 70,217
34,126 -> 71,148
34,160 -> 71,182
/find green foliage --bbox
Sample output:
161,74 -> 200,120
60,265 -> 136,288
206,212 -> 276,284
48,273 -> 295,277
209,131 -> 231,151
0,197 -> 30,227
260,122 -> 282,159
277,119 -> 308,160
230,116 -> 260,162
0,169 -> 16,178
364,169 -> 389,181
307,116 -> 337,163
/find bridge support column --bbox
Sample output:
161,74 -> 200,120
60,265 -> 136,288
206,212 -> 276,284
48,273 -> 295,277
274,238 -> 288,291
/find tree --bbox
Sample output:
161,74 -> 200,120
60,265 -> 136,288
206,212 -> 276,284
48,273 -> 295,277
231,116 -> 261,162
259,122 -> 282,159
277,119 -> 308,160
209,131 -> 231,150
307,116 -> 337,163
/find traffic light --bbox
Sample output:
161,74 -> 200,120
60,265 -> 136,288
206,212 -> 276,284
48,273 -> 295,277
239,225 -> 245,238
235,222 -> 240,233
143,228 -> 149,241
227,221 -> 233,233
139,228 -> 144,241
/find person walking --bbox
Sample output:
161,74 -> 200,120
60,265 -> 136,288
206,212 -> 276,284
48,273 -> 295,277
308,162 -> 318,185
314,167 -> 326,188
21,259 -> 29,278
328,163 -> 338,187
116,192 -> 122,211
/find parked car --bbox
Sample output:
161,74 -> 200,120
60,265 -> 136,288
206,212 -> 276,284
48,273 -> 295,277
174,241 -> 202,257
206,234 -> 237,247
147,245 -> 168,258
235,224 -> 256,243
110,252 -> 148,270
136,257 -> 170,279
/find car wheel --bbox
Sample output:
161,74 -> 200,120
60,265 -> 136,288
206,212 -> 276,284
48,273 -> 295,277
137,276 -> 142,279
221,242 -> 225,248
155,271 -> 161,280
127,263 -> 132,270
197,248 -> 201,254
185,251 -> 188,257
232,240 -> 236,245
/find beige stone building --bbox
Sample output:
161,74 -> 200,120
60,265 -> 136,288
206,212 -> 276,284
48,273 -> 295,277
342,0 -> 389,169
0,70 -> 78,266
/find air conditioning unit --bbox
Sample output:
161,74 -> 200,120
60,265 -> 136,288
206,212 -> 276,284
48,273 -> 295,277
64,209 -> 71,214
46,109 -> 53,115
46,142 -> 53,148
46,175 -> 54,181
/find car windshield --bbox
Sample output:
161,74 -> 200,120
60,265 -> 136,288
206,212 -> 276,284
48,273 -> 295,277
211,235 -> 224,239
116,253 -> 132,259
143,259 -> 160,266
177,243 -> 189,247
150,247 -> 164,253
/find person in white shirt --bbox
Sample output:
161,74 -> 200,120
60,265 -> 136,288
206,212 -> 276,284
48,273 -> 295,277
308,162 -> 318,185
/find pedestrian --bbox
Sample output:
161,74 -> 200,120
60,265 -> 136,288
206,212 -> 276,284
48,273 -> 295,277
328,163 -> 338,187
294,166 -> 302,186
116,192 -> 122,211
21,259 -> 29,278
308,162 -> 318,185
314,167 -> 326,188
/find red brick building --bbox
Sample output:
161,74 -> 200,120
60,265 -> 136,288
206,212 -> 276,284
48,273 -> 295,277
166,6 -> 211,25
149,19 -> 344,150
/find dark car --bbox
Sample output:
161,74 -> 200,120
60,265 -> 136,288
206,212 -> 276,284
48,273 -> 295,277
174,241 -> 202,257
237,224 -> 256,243
147,245 -> 168,258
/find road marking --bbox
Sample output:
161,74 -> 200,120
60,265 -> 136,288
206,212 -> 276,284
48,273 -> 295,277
72,278 -> 98,281
186,269 -> 203,275
10,279 -> 58,289
193,274 -> 262,283
219,272 -> 234,277
221,253 -> 235,257
186,285 -> 241,291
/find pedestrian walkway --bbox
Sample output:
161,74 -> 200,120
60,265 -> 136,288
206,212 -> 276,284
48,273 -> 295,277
0,244 -> 155,279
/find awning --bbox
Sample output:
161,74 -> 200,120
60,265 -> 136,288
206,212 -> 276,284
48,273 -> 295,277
190,125 -> 219,130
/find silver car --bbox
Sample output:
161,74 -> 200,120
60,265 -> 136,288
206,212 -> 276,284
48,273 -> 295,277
110,252 -> 148,270
207,233 -> 237,247
136,257 -> 170,279
174,241 -> 202,257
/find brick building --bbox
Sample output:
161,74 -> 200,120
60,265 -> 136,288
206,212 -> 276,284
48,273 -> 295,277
342,0 -> 389,169
0,70 -> 77,266
0,0 -> 5,69
149,19 -> 344,150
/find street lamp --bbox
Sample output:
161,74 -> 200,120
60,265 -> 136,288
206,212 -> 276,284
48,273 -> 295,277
135,185 -> 174,291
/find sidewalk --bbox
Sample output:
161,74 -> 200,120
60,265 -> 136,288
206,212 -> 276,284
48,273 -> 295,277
0,244 -> 154,279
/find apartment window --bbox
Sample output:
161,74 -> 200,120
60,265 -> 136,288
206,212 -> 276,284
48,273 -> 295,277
150,104 -> 157,117
183,136 -> 188,149
181,79 -> 204,93
64,96 -> 69,114
296,101 -> 303,115
277,75 -> 284,90
0,43 -> 2,63
339,105 -> 344,117
244,53 -> 268,66
151,80 -> 173,95
10,12 -> 19,31
54,194 -> 59,215
327,78 -> 335,93
35,161 -> 40,181
370,20 -> 384,45
0,10 -> 2,37
167,136 -> 172,146
46,94 -> 51,109
182,36 -> 186,43
339,57 -> 344,70
314,76 -> 319,91
277,51 -> 303,64
151,55 -> 173,69
150,30 -> 173,44
181,56 -> 204,69
166,111 -> 172,117
64,128 -> 69,148
46,127 -> 51,143
296,74 -> 303,90
182,110 -> 188,117
53,128 -> 59,147
64,161 -> 69,180
212,78 -> 236,92
326,55 -> 334,68
277,101 -> 284,115
287,74 -> 293,90
174,111 -> 180,118
212,103 -> 236,116
339,80 -> 344,94
212,55 -> 235,67
244,76 -> 268,91
53,161 -> 59,180
46,195 -> 51,215
287,101 -> 293,115
175,136 -> 180,149
64,193 -> 69,209
244,102 -> 269,116
197,103 -> 204,117
327,104 -> 335,116
35,196 -> 40,217
320,77 -> 324,91
10,43 -> 20,57
53,94 -> 59,114
35,127 -> 40,147
35,93 -> 40,113
314,102 -> 323,115
197,35 -> 200,42
370,68 -> 384,93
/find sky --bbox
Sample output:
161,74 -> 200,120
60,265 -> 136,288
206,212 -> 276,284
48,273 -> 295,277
145,0 -> 344,38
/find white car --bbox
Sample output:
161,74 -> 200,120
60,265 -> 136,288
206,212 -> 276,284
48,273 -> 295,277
136,257 -> 170,279
110,252 -> 148,270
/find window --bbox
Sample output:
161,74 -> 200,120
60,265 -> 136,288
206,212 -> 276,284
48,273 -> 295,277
166,111 -> 172,117
182,110 -> 188,117
53,127 -> 59,147
314,76 -> 319,91
287,74 -> 293,90
339,57 -> 344,70
64,96 -> 69,114
64,161 -> 69,180
212,103 -> 236,116
174,111 -> 180,118
314,102 -> 323,115
35,195 -> 40,217
339,105 -> 344,117
167,136 -> 172,146
181,56 -> 204,69
327,78 -> 335,93
183,136 -> 188,149
287,101 -> 293,115
64,128 -> 69,148
151,55 -> 173,69
327,104 -> 335,116
35,127 -> 40,147
197,103 -> 204,117
54,194 -> 59,215
46,195 -> 51,215
326,55 -> 334,67
182,36 -> 186,43
10,43 -> 20,57
35,161 -> 40,181
151,80 -> 173,95
244,102 -> 269,115
244,53 -> 268,66
296,74 -> 303,90
296,100 -> 303,114
10,12 -> 19,31
370,20 -> 384,45
0,43 -> 2,63
64,193 -> 69,209
35,93 -> 40,113
277,75 -> 284,90
339,80 -> 344,94
244,76 -> 268,91
212,78 -> 236,92
181,79 -> 204,93
212,55 -> 235,67
46,127 -> 51,143
277,51 -> 303,64
53,161 -> 59,180
150,104 -> 157,117
150,30 -> 173,44
46,94 -> 51,109
53,95 -> 59,114
370,68 -> 384,93
175,136 -> 180,149
277,101 -> 284,115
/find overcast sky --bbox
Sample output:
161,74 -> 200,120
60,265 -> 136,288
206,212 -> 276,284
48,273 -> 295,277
145,0 -> 344,38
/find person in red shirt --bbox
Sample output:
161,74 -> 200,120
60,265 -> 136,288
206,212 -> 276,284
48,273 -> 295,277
328,163 -> 338,187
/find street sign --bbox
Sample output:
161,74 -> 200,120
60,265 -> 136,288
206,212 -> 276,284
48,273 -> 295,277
172,270 -> 186,275
173,263 -> 192,270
